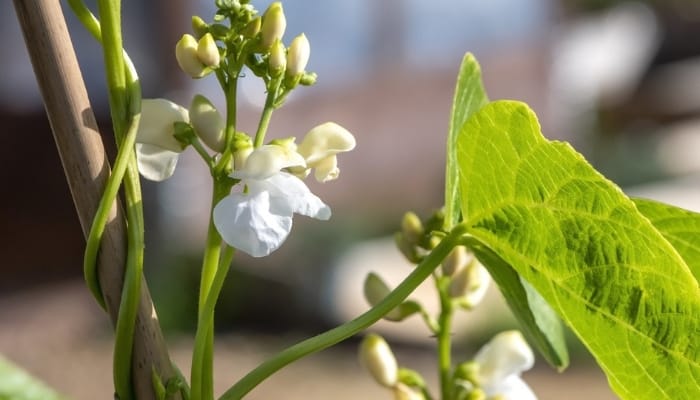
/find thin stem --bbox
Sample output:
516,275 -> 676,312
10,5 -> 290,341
253,78 -> 281,148
436,277 -> 455,400
218,224 -> 469,400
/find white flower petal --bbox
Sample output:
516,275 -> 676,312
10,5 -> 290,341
259,172 -> 331,220
232,145 -> 306,180
475,331 -> 535,386
135,143 -> 180,181
213,190 -> 293,257
298,122 -> 356,165
313,155 -> 340,182
138,99 -> 189,152
486,375 -> 537,400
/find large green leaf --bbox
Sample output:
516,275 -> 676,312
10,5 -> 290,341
635,198 -> 700,282
444,53 -> 488,230
457,100 -> 700,399
0,356 -> 67,400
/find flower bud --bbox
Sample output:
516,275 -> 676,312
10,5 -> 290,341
191,16 -> 209,39
448,258 -> 491,309
244,16 -> 261,38
197,33 -> 220,68
261,2 -> 286,49
286,33 -> 310,78
395,232 -> 421,264
268,39 -> 286,77
401,212 -> 423,245
359,333 -> 398,387
176,34 -> 207,78
299,71 -> 317,86
442,245 -> 468,277
189,95 -> 225,152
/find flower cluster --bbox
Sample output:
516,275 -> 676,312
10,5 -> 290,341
134,1 -> 355,257
359,331 -> 536,400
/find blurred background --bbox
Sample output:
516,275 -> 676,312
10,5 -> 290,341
3,0 -> 700,398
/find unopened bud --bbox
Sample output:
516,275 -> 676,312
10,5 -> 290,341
448,258 -> 491,308
395,232 -> 421,264
197,33 -> 220,68
191,16 -> 209,39
442,245 -> 469,277
189,95 -> 225,152
244,17 -> 261,38
176,34 -> 207,78
261,2 -> 286,49
401,212 -> 424,245
286,33 -> 310,77
299,71 -> 318,86
359,333 -> 398,387
268,39 -> 286,77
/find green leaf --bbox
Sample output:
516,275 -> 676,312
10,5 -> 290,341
457,100 -> 700,399
634,198 -> 700,283
466,239 -> 569,369
0,355 -> 67,400
444,53 -> 489,230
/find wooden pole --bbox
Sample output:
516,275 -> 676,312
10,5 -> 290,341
12,1 -> 180,398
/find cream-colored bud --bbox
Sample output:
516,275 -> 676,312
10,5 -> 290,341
261,2 -> 286,49
176,34 -> 207,78
448,258 -> 491,308
269,39 -> 286,77
197,33 -> 220,68
286,33 -> 310,77
359,333 -> 398,387
189,95 -> 225,152
401,212 -> 424,245
442,245 -> 469,277
244,17 -> 261,38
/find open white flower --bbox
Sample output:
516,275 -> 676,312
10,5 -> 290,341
297,122 -> 356,182
213,145 -> 331,257
474,331 -> 537,400
136,98 -> 189,181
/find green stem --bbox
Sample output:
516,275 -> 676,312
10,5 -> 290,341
436,277 -> 455,400
218,224 -> 469,400
191,182 -> 232,400
253,78 -> 281,148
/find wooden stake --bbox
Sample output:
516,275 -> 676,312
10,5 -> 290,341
13,1 -> 180,398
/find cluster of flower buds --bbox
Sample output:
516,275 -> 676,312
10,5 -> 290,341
359,334 -> 426,400
395,210 -> 445,264
176,33 -> 220,78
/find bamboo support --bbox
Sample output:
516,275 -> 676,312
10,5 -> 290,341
13,0 -> 180,398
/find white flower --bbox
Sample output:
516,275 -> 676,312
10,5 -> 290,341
297,122 -> 356,182
474,331 -> 537,400
213,145 -> 331,257
135,98 -> 189,181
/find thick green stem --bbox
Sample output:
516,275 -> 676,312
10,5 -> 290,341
218,225 -> 469,400
192,182 -> 233,400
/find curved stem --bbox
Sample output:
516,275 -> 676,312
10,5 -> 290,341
218,224 -> 469,400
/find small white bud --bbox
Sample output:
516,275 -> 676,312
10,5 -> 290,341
268,39 -> 286,77
448,258 -> 491,308
189,95 -> 225,152
393,383 -> 425,400
261,2 -> 286,49
442,245 -> 469,277
176,34 -> 207,78
286,33 -> 310,78
197,33 -> 220,68
359,333 -> 398,387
